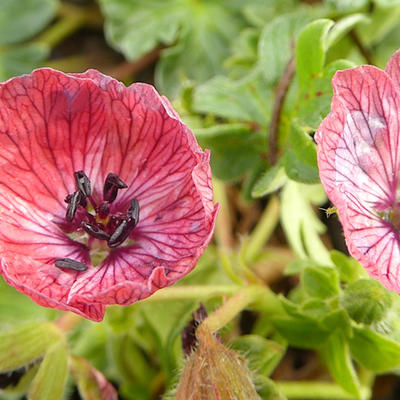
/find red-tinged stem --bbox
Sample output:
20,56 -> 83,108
269,55 -> 296,165
56,311 -> 84,332
349,30 -> 374,65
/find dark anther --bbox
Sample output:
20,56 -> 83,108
108,219 -> 135,248
55,258 -> 88,271
74,170 -> 91,197
64,193 -> 73,203
81,221 -> 110,240
103,173 -> 128,203
66,191 -> 83,221
128,198 -> 140,227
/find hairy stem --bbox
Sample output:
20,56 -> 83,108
213,179 -> 234,249
198,285 -> 273,334
142,285 -> 240,303
56,312 -> 84,332
277,381 -> 371,400
245,195 -> 280,263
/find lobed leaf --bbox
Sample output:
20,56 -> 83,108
28,341 -> 68,400
320,333 -> 361,398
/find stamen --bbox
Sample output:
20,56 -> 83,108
128,198 -> 140,226
54,258 -> 88,271
108,219 -> 135,248
66,191 -> 83,221
97,202 -> 110,218
74,170 -> 91,197
103,173 -> 128,203
81,221 -> 110,240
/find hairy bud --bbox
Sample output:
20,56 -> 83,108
176,325 -> 260,400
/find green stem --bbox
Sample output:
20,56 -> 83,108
277,381 -> 371,400
213,178 -> 234,249
245,195 -> 280,263
199,285 -> 266,333
35,15 -> 87,48
219,249 -> 244,285
141,285 -> 240,303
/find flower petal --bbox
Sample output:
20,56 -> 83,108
316,66 -> 400,291
0,68 -> 108,217
0,68 -> 217,320
1,254 -> 104,321
385,48 -> 400,93
62,75 -> 218,307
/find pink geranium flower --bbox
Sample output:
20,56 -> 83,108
316,49 -> 400,293
0,68 -> 218,321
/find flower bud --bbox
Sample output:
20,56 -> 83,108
176,325 -> 260,400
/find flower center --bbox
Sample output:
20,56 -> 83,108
55,171 -> 139,271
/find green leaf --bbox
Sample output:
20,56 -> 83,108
273,316 -> 329,348
330,250 -> 367,283
302,265 -> 340,299
0,277 -> 56,324
284,258 -> 320,276
99,0 -> 243,97
256,375 -> 287,400
349,326 -> 400,373
70,356 -> 117,400
375,0 -> 400,6
252,163 -> 288,198
301,299 -> 331,320
326,0 -> 369,12
296,59 -> 355,129
29,341 -> 68,400
259,13 -> 310,84
283,123 -> 319,184
99,0 -> 184,60
281,181 -> 331,264
320,333 -> 361,398
0,322 -> 61,372
341,279 -> 392,324
356,3 -> 400,44
325,14 -> 368,49
231,335 -> 285,377
296,19 -> 334,92
195,124 -> 266,181
108,333 -> 154,386
193,73 -> 271,126
321,309 -> 352,336
225,28 -> 259,78
243,0 -> 299,27
0,0 -> 58,45
0,44 -> 49,81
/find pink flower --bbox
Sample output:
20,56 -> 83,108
0,68 -> 218,321
315,49 -> 400,293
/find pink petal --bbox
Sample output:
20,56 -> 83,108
0,68 -> 217,320
0,69 -> 108,216
65,77 -> 218,306
385,48 -> 400,92
316,65 -> 400,292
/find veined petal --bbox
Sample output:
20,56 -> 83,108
0,68 -> 108,216
316,66 -> 400,210
63,74 -> 218,307
1,254 -> 104,321
0,68 -> 217,320
316,64 -> 400,292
